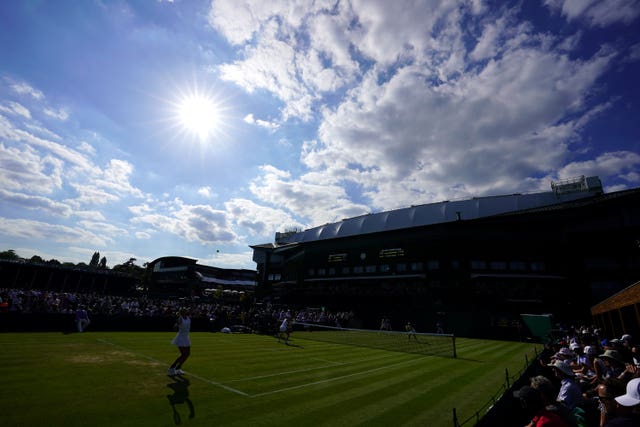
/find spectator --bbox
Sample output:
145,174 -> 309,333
606,377 -> 640,427
514,384 -> 570,427
597,378 -> 627,427
599,350 -> 627,381
548,360 -> 584,411
573,345 -> 596,384
529,375 -> 579,427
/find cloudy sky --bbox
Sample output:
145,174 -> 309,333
1,0 -> 639,269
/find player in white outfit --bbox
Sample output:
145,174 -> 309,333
168,308 -> 191,376
278,317 -> 291,344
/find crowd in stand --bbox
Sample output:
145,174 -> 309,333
0,287 -> 354,332
514,325 -> 640,427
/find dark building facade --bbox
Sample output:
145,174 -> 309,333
251,177 -> 640,338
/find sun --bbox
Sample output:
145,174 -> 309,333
177,94 -> 221,140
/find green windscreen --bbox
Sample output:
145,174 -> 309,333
520,314 -> 552,342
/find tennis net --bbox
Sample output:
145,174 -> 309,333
292,322 -> 456,358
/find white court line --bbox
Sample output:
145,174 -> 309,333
224,347 -> 349,383
228,351 -> 400,384
250,356 -> 424,398
183,371 -> 250,396
96,338 -> 249,397
226,361 -> 347,383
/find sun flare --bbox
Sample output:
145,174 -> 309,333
177,94 -> 220,140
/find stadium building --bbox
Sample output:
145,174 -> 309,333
147,256 -> 257,302
250,176 -> 640,338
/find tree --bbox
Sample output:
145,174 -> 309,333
0,249 -> 20,260
99,256 -> 107,269
112,258 -> 145,280
30,255 -> 45,264
89,251 -> 100,268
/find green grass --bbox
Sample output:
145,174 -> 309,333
0,331 -> 539,426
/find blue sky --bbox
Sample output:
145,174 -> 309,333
1,0 -> 639,270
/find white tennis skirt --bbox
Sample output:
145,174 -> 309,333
172,333 -> 191,347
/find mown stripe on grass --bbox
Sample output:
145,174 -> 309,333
250,355 -> 426,397
96,337 -> 250,396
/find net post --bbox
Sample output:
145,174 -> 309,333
505,368 -> 510,389
452,407 -> 458,427
452,334 -> 457,358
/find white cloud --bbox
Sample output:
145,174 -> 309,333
24,123 -> 62,141
0,141 -> 65,194
544,0 -> 640,27
43,107 -> 69,121
131,199 -> 238,244
629,43 -> 640,61
67,183 -> 121,206
0,188 -> 73,217
199,250 -> 256,270
249,165 -> 369,226
212,1 -> 362,121
99,159 -> 144,198
198,186 -> 212,198
73,210 -> 107,221
76,220 -> 128,236
219,20 -> 317,120
8,81 -> 44,100
0,102 -> 31,118
305,22 -> 615,209
128,203 -> 154,215
0,114 -> 93,171
76,141 -> 96,156
557,151 -> 640,183
135,231 -> 152,239
0,217 -> 111,247
243,113 -> 279,130
225,198 -> 302,236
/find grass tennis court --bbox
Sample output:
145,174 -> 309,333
1,331 -> 539,426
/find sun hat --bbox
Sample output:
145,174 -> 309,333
583,345 -> 595,355
599,349 -> 625,365
554,347 -> 575,359
547,359 -> 575,377
614,378 -> 640,407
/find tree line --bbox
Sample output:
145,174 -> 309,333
0,249 -> 146,279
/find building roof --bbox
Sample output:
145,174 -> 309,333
274,176 -> 605,245
591,280 -> 640,315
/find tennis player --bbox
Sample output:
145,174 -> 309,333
169,308 -> 191,376
405,321 -> 418,341
75,305 -> 91,332
278,316 -> 291,344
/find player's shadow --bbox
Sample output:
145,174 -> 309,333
285,341 -> 303,348
167,375 -> 195,425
